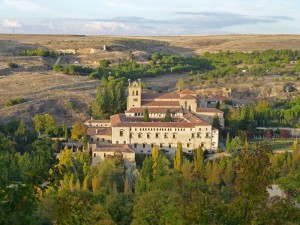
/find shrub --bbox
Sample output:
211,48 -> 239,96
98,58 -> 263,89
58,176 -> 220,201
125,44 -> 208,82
5,98 -> 26,107
53,64 -> 63,73
7,61 -> 18,68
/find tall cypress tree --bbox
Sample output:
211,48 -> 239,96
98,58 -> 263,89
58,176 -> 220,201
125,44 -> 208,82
174,142 -> 183,171
164,109 -> 172,122
143,108 -> 150,122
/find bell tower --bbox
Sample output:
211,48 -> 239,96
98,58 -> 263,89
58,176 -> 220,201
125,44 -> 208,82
127,79 -> 142,110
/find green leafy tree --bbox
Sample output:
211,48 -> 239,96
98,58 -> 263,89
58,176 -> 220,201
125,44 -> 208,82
99,59 -> 111,68
32,114 -> 45,134
44,113 -> 58,136
132,189 -> 182,225
106,193 -> 134,225
212,113 -> 222,130
71,120 -> 87,140
92,85 -> 109,119
232,142 -> 272,223
138,156 -> 153,193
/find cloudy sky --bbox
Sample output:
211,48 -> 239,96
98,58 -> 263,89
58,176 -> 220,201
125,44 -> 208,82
0,0 -> 300,35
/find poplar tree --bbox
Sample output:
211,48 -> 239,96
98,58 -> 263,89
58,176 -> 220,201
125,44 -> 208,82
293,138 -> 299,155
194,146 -> 204,174
226,133 -> 231,152
174,142 -> 183,171
152,144 -> 159,177
292,138 -> 300,171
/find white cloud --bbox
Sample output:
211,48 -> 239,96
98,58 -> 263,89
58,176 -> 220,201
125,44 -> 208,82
3,19 -> 22,28
3,0 -> 44,12
84,21 -> 137,34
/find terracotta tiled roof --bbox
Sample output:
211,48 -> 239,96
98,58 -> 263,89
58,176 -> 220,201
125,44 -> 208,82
114,122 -> 198,128
180,95 -> 196,100
183,113 -> 211,125
108,114 -> 211,128
141,101 -> 180,107
179,89 -> 196,95
196,108 -> 223,113
87,127 -> 112,136
110,114 -> 126,126
126,107 -> 182,114
141,92 -> 180,100
92,144 -> 134,153
85,119 -> 110,123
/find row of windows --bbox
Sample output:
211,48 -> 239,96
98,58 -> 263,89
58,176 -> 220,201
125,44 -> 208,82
93,124 -> 109,127
132,143 -> 207,148
133,113 -> 178,117
121,130 -> 211,139
90,137 -> 111,142
131,127 -> 209,132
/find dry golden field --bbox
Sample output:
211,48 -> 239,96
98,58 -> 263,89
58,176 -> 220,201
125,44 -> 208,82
1,34 -> 300,124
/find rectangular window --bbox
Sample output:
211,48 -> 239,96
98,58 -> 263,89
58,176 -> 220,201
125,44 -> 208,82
134,144 -> 137,148
143,144 -> 146,148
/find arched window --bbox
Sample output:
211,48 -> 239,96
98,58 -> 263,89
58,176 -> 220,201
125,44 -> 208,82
169,143 -> 172,148
136,90 -> 138,95
197,133 -> 201,138
147,133 -> 150,139
156,133 -> 159,138
138,133 -> 142,138
164,133 -> 168,139
120,130 -> 124,137
173,133 -> 176,139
